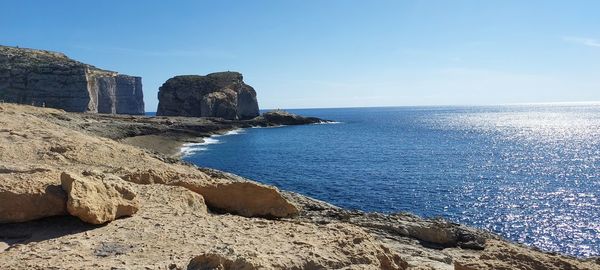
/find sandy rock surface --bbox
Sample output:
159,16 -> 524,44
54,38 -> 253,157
0,104 -> 404,269
0,168 -> 66,223
453,240 -> 600,270
61,172 -> 140,224
0,182 -> 404,269
121,168 -> 299,218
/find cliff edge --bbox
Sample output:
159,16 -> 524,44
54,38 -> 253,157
0,45 -> 144,115
156,72 -> 259,120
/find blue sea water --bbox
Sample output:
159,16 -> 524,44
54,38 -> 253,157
182,104 -> 600,257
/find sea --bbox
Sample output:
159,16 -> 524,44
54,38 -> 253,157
176,104 -> 600,258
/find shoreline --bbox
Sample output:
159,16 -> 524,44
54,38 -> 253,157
118,113 -> 594,260
55,108 -> 600,259
1,103 -> 598,269
168,121 -> 598,261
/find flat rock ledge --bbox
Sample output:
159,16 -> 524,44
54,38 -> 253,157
120,168 -> 299,218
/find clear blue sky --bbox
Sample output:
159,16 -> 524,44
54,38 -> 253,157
2,0 -> 599,110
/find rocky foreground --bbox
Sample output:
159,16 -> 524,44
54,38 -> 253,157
0,103 -> 598,270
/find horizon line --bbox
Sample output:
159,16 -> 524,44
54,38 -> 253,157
144,100 -> 600,113
258,100 -> 600,111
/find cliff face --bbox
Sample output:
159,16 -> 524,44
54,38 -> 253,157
0,45 -> 144,115
156,72 -> 259,120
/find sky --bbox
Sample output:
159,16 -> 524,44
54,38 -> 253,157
1,0 -> 599,110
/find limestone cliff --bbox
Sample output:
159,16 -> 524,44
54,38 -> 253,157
0,45 -> 144,115
156,72 -> 259,120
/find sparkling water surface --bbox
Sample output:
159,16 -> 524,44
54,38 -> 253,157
183,104 -> 600,257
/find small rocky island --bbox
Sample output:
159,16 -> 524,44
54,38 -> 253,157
157,72 -> 259,120
0,45 -> 144,115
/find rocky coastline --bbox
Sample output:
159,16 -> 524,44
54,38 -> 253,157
1,103 -> 598,269
0,45 -> 144,115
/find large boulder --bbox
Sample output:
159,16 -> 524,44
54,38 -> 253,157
60,172 -> 139,224
0,168 -> 67,223
0,45 -> 144,115
156,72 -> 259,120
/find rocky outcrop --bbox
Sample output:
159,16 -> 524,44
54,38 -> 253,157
454,239 -> 600,270
60,171 -> 139,224
156,72 -> 259,120
0,168 -> 67,223
259,110 -> 326,125
120,168 -> 299,218
0,45 -> 144,114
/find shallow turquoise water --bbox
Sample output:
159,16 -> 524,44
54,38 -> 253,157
183,104 -> 600,257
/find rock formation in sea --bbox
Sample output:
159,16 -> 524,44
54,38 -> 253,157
259,110 -> 325,125
156,71 -> 259,120
0,45 -> 144,115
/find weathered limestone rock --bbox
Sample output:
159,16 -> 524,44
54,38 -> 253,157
177,181 -> 299,218
0,45 -> 144,115
454,239 -> 600,270
60,172 -> 139,224
120,168 -> 299,218
0,169 -> 67,223
156,72 -> 259,120
136,184 -> 208,216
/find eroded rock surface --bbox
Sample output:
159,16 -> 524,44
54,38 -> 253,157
157,72 -> 259,120
61,172 -> 139,224
0,169 -> 405,269
453,240 -> 600,270
0,169 -> 66,223
120,168 -> 299,218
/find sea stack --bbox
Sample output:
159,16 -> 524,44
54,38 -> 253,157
156,72 -> 259,120
0,45 -> 144,115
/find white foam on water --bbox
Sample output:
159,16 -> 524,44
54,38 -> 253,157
223,129 -> 245,135
180,137 -> 221,156
315,121 -> 342,125
250,125 -> 288,129
180,128 -> 244,156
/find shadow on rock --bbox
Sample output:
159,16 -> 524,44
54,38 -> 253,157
0,215 -> 97,249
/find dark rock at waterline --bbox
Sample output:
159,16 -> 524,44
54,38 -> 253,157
0,45 -> 144,115
258,110 -> 325,125
156,72 -> 259,120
